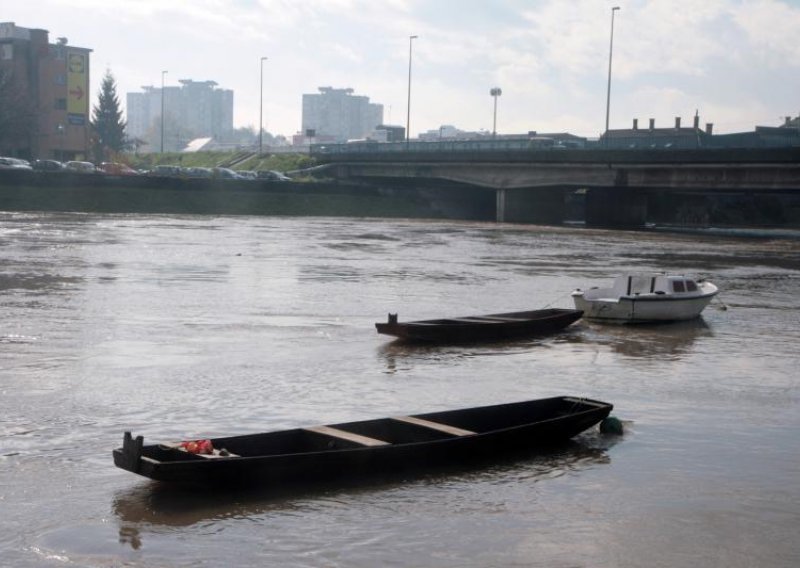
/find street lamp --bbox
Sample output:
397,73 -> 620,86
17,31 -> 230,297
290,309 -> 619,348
490,87 -> 502,138
56,123 -> 65,160
604,6 -> 620,147
406,34 -> 418,149
161,70 -> 168,153
259,56 -> 268,155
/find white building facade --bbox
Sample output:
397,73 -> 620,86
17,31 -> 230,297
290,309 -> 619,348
126,79 -> 233,150
301,87 -> 383,143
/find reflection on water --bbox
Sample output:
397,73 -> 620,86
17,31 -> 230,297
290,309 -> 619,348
110,438 -> 613,531
377,328 -> 584,373
570,317 -> 715,359
118,526 -> 142,550
377,317 -> 712,369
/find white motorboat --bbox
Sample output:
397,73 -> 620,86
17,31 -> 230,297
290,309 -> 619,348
572,273 -> 719,323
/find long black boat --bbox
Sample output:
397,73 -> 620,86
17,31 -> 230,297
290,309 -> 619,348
375,308 -> 583,343
113,396 -> 613,487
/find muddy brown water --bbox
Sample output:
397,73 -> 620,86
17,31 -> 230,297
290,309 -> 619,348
1,212 -> 799,567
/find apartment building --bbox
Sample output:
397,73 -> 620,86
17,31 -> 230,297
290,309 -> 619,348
127,79 -> 233,151
301,87 -> 383,143
0,22 -> 92,159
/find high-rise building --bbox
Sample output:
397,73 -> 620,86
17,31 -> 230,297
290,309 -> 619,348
301,87 -> 383,143
126,79 -> 233,151
0,22 -> 92,160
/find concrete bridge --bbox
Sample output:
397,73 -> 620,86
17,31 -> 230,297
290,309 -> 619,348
315,146 -> 800,226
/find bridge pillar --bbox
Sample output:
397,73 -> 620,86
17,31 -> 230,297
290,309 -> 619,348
585,187 -> 648,227
496,189 -> 506,222
495,188 -> 565,224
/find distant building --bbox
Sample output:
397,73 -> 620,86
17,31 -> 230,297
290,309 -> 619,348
127,79 -> 233,152
713,115 -> 800,148
602,114 -> 800,149
419,125 -> 466,141
373,124 -> 405,143
292,131 -> 336,147
0,22 -> 92,160
781,115 -> 800,129
418,125 -> 587,147
301,87 -> 383,143
600,116 -> 713,149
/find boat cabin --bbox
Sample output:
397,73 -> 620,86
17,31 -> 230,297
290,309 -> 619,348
610,274 -> 701,297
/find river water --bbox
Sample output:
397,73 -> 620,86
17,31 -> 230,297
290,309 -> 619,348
1,211 -> 799,567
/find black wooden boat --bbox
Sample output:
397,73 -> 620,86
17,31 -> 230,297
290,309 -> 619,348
375,308 -> 583,343
113,396 -> 612,487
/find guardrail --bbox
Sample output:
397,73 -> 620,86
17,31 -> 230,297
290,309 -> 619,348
311,141 -> 800,165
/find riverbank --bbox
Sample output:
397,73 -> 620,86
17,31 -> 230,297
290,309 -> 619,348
0,171 -> 493,220
2,168 -> 799,230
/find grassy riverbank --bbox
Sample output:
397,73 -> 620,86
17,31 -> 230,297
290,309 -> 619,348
125,151 -> 316,175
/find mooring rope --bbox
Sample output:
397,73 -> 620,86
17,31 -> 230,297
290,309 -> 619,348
712,294 -> 728,311
541,291 -> 576,309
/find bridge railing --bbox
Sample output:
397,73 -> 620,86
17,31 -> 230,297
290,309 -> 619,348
311,140 -> 800,165
311,137 -> 563,157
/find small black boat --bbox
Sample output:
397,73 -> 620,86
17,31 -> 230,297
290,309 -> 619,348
375,308 -> 583,343
113,396 -> 612,487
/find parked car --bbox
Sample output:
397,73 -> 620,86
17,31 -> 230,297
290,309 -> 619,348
64,161 -> 98,173
212,167 -> 243,180
0,157 -> 34,170
184,167 -> 213,178
149,165 -> 183,177
256,170 -> 291,181
99,162 -> 139,175
32,159 -> 65,172
236,170 -> 257,180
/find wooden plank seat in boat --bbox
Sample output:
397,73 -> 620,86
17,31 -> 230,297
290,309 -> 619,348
392,415 -> 476,437
303,425 -> 389,447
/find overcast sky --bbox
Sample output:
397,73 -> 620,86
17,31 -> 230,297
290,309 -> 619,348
6,0 -> 800,138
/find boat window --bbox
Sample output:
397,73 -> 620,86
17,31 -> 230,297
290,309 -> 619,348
686,280 -> 698,292
672,280 -> 686,293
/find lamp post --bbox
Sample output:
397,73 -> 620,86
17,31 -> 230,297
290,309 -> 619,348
604,6 -> 620,147
259,56 -> 268,155
161,70 -> 168,153
56,123 -> 65,160
406,34 -> 418,149
490,87 -> 502,138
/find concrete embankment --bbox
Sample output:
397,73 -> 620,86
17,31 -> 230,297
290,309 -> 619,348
0,171 -> 494,221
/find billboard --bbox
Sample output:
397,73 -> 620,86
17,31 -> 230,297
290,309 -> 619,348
67,50 -> 88,125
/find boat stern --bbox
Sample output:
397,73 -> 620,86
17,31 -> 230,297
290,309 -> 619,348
113,431 -> 144,475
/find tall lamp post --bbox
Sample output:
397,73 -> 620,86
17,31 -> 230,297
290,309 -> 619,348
56,123 -> 65,161
406,34 -> 418,149
259,56 -> 268,155
161,70 -> 168,153
604,6 -> 620,146
490,87 -> 502,138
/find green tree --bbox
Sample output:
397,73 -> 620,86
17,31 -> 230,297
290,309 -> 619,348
90,69 -> 127,161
